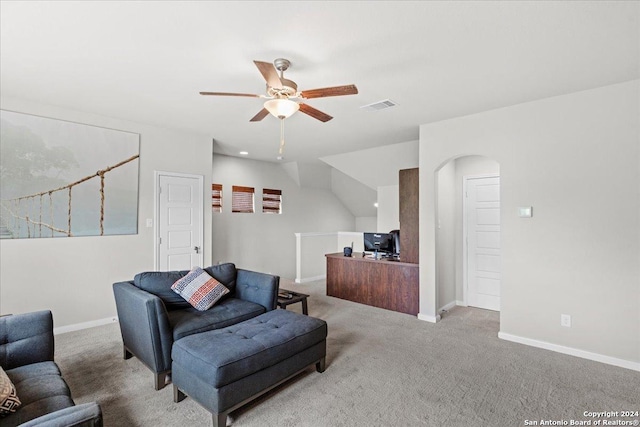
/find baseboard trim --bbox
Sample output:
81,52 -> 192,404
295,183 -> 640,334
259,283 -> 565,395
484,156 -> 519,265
498,332 -> 640,372
417,313 -> 440,323
54,316 -> 118,335
295,275 -> 326,284
438,301 -> 457,313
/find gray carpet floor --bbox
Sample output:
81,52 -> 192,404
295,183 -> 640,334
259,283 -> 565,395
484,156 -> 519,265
55,279 -> 640,427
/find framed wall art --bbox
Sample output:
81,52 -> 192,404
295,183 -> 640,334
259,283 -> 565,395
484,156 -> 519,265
0,110 -> 140,239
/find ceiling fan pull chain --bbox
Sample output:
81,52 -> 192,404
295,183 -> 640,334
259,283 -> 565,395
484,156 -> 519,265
279,118 -> 286,155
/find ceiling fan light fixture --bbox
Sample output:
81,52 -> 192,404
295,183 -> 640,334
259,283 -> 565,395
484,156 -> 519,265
264,98 -> 299,119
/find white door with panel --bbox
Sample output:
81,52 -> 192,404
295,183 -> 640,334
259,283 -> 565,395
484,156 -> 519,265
465,175 -> 501,311
156,172 -> 204,270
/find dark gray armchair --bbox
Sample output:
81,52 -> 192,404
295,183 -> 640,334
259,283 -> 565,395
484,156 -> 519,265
0,310 -> 103,427
112,263 -> 279,390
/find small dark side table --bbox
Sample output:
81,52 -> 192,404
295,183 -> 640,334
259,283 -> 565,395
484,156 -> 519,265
276,289 -> 309,315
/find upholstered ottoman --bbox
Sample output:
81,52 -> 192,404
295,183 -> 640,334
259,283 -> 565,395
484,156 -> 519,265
172,309 -> 327,427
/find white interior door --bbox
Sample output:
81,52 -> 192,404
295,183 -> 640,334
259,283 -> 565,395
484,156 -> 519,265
156,172 -> 204,271
464,175 -> 501,311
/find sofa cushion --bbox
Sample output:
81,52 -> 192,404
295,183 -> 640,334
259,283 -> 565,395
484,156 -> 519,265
134,270 -> 191,309
171,267 -> 230,311
168,297 -> 265,341
3,361 -> 61,384
204,263 -> 237,294
133,263 -> 238,310
0,366 -> 21,415
3,362 -> 74,426
0,311 -> 54,371
172,309 -> 328,388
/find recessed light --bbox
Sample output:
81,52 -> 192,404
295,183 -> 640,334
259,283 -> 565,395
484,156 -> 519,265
239,151 -> 249,156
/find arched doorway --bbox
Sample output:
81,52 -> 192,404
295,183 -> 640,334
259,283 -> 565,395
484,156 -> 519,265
435,155 -> 500,317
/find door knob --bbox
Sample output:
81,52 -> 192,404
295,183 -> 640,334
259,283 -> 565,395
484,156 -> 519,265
194,246 -> 200,254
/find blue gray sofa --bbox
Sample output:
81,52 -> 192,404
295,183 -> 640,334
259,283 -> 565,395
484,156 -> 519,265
0,310 -> 103,427
112,263 -> 279,390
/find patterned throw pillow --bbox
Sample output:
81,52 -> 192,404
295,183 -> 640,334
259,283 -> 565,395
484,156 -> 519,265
0,367 -> 21,416
171,267 -> 230,311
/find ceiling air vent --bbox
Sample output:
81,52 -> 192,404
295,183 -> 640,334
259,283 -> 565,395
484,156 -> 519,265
360,99 -> 397,112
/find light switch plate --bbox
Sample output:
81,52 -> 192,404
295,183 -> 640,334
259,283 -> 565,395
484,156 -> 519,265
518,207 -> 532,218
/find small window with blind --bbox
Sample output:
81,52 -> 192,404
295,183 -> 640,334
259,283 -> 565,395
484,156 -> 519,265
232,185 -> 255,213
211,184 -> 222,213
262,189 -> 282,214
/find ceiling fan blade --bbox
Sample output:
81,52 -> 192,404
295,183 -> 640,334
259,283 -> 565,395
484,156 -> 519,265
254,61 -> 282,89
199,91 -> 261,97
250,108 -> 270,122
299,103 -> 333,122
300,84 -> 358,99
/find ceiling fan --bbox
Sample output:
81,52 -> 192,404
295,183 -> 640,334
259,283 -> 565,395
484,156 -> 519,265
199,58 -> 358,123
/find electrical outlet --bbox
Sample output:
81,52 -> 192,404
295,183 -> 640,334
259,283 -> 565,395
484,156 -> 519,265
145,218 -> 153,228
560,314 -> 571,327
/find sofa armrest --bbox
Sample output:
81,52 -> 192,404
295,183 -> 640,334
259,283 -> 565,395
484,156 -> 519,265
19,402 -> 103,427
236,269 -> 280,311
112,281 -> 173,375
0,310 -> 54,370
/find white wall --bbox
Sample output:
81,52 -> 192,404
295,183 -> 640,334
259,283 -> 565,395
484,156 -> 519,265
295,231 -> 364,283
211,155 -> 355,280
0,97 -> 214,328
295,232 -> 338,283
319,139 -> 419,233
419,81 -> 640,367
436,161 -> 456,310
436,156 -> 501,311
320,140 -> 419,190
355,216 -> 377,232
377,185 -> 399,232
330,168 -> 377,218
337,231 -> 365,253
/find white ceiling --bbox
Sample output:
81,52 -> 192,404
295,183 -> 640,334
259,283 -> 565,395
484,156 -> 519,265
1,1 -> 638,164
